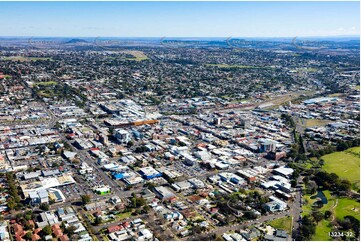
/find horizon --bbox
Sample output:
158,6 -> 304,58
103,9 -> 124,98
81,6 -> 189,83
0,35 -> 359,39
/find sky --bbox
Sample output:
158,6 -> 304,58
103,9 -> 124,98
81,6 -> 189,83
0,1 -> 359,37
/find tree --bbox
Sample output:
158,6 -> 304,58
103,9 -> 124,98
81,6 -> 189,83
42,225 -> 52,235
24,231 -> 33,240
40,203 -> 50,211
324,211 -> 332,219
24,221 -> 34,230
7,198 -> 16,210
312,211 -> 324,223
81,194 -> 91,205
65,225 -> 76,237
94,216 -> 102,225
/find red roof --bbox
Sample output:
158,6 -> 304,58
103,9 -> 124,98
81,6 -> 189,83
108,225 -> 121,233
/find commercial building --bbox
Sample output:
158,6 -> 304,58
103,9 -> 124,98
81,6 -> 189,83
138,167 -> 162,180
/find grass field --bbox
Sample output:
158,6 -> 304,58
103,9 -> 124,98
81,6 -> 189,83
334,198 -> 360,220
123,50 -> 148,61
116,211 -> 132,220
3,56 -> 52,61
33,81 -> 57,86
322,147 -> 360,186
311,219 -> 332,241
303,119 -> 331,127
266,216 -> 293,234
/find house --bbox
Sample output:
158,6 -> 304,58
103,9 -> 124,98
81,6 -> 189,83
31,233 -> 41,241
52,224 -> 63,237
108,225 -> 121,233
59,235 -> 69,241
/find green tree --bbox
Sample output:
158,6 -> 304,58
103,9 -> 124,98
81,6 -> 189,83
324,211 -> 332,219
39,203 -> 50,211
24,231 -> 33,240
94,216 -> 102,225
7,198 -> 16,210
65,225 -> 76,237
42,225 -> 52,235
81,194 -> 91,205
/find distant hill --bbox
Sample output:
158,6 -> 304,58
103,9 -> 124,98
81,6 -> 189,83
66,38 -> 88,44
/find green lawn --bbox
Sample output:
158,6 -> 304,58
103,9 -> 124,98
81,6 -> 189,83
322,147 -> 360,186
116,211 -> 132,220
334,198 -> 360,220
266,216 -> 293,234
311,219 -> 332,241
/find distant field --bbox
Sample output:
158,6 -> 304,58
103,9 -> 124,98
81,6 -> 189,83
3,56 -> 53,61
266,216 -> 293,234
33,81 -> 57,86
322,147 -> 360,186
206,64 -> 275,69
123,50 -> 148,61
304,119 -> 331,127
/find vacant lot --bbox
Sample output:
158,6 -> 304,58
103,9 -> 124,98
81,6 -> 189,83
266,216 -> 293,234
304,119 -> 331,127
322,147 -> 360,186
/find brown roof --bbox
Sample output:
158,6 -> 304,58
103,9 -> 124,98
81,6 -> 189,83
108,225 -> 121,233
59,234 -> 69,241
13,223 -> 23,233
31,233 -> 41,241
187,195 -> 202,203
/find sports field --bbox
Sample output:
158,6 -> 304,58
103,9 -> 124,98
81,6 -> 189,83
322,147 -> 360,186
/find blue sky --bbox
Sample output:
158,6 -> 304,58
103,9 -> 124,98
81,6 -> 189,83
0,1 -> 359,37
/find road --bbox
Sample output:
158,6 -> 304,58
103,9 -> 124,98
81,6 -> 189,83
290,176 -> 304,239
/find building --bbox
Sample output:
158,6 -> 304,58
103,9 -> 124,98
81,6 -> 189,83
273,166 -> 294,178
265,196 -> 287,212
138,167 -> 162,180
28,189 -> 49,205
154,186 -> 176,201
114,129 -> 131,143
